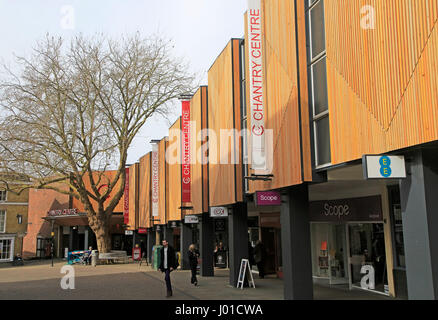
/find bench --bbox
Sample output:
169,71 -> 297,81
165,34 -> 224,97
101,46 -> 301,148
98,251 -> 130,264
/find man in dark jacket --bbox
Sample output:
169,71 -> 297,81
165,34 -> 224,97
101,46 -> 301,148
159,240 -> 178,297
254,240 -> 266,279
188,244 -> 200,286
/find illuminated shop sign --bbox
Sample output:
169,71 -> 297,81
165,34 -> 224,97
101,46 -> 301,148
210,206 -> 229,218
363,155 -> 406,179
184,215 -> 199,224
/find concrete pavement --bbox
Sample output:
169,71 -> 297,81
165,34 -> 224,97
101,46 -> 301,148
0,260 -> 395,300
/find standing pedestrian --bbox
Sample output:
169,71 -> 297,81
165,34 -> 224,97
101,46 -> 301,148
254,240 -> 266,279
159,239 -> 178,297
188,244 -> 200,286
248,241 -> 255,268
140,240 -> 146,261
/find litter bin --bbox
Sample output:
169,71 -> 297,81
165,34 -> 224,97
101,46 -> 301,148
91,250 -> 97,267
12,255 -> 24,266
152,245 -> 163,270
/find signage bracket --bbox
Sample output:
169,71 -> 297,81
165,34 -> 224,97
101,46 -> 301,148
179,206 -> 194,210
244,174 -> 274,181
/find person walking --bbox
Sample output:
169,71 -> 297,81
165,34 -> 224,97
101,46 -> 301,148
248,241 -> 255,268
188,244 -> 200,286
254,240 -> 266,279
139,240 -> 146,256
159,239 -> 178,297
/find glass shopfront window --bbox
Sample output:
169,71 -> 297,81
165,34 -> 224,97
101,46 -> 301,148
310,195 -> 391,295
389,185 -> 405,268
349,223 -> 388,294
311,223 -> 348,284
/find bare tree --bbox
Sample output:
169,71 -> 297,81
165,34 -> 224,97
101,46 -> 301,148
0,34 -> 194,252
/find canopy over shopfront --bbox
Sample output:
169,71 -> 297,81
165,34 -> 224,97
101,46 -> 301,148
42,208 -> 124,227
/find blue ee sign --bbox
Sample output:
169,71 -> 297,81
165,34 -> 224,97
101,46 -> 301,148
379,156 -> 392,178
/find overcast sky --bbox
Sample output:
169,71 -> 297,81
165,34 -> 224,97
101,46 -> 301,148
0,0 -> 247,165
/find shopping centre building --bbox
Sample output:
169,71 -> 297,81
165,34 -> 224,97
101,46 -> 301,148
131,0 -> 437,300
19,0 -> 438,300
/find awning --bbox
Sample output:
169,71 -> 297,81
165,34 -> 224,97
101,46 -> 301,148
42,214 -> 124,227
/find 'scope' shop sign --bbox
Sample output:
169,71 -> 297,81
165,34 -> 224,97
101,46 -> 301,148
309,196 -> 383,222
255,191 -> 281,206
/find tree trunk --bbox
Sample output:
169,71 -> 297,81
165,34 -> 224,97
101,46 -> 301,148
92,219 -> 112,253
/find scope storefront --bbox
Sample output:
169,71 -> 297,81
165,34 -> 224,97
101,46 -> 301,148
309,195 -> 391,295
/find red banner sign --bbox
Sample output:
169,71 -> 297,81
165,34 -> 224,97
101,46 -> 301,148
124,167 -> 129,225
151,142 -> 159,217
248,0 -> 266,170
181,100 -> 191,203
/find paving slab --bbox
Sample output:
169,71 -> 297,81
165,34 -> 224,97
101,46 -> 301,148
0,261 -> 396,300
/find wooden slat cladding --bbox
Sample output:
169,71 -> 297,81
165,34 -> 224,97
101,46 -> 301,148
156,138 -> 168,225
247,0 -> 305,193
128,163 -> 139,230
168,118 -> 182,221
296,0 -> 313,182
208,39 -> 243,207
325,0 -> 438,164
190,87 -> 207,215
138,153 -> 151,228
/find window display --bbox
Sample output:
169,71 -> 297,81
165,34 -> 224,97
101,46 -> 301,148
349,223 -> 388,293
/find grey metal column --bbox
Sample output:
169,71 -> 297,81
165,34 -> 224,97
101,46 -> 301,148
163,226 -> 174,248
228,202 -> 249,287
84,228 -> 89,251
180,223 -> 193,270
200,212 -> 214,276
400,149 -> 438,300
280,184 -> 313,300
68,226 -> 73,251
147,230 -> 155,263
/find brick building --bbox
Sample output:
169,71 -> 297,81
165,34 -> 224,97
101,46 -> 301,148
0,187 -> 29,262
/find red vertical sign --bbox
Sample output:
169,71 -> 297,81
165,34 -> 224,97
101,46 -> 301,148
181,100 -> 191,203
124,167 -> 129,224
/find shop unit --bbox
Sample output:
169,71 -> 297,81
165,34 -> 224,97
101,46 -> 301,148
238,0 -> 438,300
303,0 -> 438,300
207,38 -> 248,286
241,0 -> 314,299
184,86 -> 214,275
308,174 -> 400,297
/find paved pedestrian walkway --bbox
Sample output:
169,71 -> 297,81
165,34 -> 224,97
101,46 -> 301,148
0,260 -> 396,300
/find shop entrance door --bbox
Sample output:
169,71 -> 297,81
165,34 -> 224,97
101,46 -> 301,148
310,223 -> 349,285
328,224 -> 349,285
348,223 -> 388,294
261,227 -> 280,275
